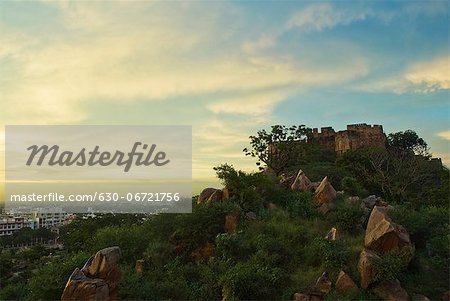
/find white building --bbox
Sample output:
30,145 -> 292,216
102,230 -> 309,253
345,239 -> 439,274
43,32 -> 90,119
0,208 -> 70,236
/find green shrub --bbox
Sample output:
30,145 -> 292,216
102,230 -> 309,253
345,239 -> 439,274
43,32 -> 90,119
372,246 -> 414,283
27,251 -> 90,301
214,164 -> 268,211
285,191 -> 318,219
118,265 -> 158,300
328,201 -> 364,234
341,176 -> 367,197
220,262 -> 284,300
90,225 -> 150,264
216,233 -> 249,262
313,238 -> 350,273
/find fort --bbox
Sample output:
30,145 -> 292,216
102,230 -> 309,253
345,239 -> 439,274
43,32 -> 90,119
312,123 -> 386,154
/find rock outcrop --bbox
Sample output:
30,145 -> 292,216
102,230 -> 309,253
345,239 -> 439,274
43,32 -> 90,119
245,211 -> 257,220
291,170 -> 312,191
198,188 -> 228,204
324,227 -> 337,241
358,248 -> 380,289
373,280 -> 409,301
315,272 -> 332,294
135,259 -> 144,274
335,270 -> 359,293
62,247 -> 121,301
365,206 -> 411,253
314,177 -> 337,206
224,213 -> 238,234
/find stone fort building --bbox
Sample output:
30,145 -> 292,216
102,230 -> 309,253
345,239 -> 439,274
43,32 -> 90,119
312,123 -> 386,154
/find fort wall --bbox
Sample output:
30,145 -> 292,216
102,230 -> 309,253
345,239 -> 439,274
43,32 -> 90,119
312,123 -> 386,153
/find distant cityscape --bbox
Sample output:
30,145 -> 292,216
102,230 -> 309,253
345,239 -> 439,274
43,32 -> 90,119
0,207 -> 75,237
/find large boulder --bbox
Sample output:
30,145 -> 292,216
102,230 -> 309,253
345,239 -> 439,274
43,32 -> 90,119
291,170 -> 312,191
280,173 -> 296,188
335,270 -> 359,293
314,177 -> 337,206
198,188 -> 226,204
358,248 -> 380,289
61,269 -> 109,301
365,206 -> 411,253
315,272 -> 332,294
373,280 -> 409,301
62,247 -> 121,301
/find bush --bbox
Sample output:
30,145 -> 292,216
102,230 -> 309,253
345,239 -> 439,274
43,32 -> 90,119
328,201 -> 364,234
90,225 -> 150,264
27,251 -> 90,301
341,176 -> 367,197
220,262 -> 284,300
372,246 -> 414,283
285,191 -> 317,219
304,238 -> 350,273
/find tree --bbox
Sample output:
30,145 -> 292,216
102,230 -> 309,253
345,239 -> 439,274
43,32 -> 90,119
387,130 -> 430,157
338,148 -> 435,202
243,125 -> 313,175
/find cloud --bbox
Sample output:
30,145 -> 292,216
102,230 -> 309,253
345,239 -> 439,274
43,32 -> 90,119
242,34 -> 276,53
207,89 -> 292,117
437,130 -> 450,141
0,1 -> 370,125
287,3 -> 370,31
357,55 -> 450,94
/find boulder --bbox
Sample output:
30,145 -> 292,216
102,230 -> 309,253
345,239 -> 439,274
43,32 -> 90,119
267,202 -> 278,210
315,272 -> 332,294
324,227 -> 337,241
245,211 -> 257,220
365,206 -> 411,253
209,189 -> 224,202
291,170 -> 312,191
309,293 -> 323,301
373,280 -> 409,301
198,188 -> 218,203
358,248 -> 380,289
280,173 -> 296,188
292,292 -> 310,301
308,182 -> 321,191
198,188 -> 225,204
224,213 -> 238,234
347,196 -> 360,205
335,270 -> 359,293
61,268 -> 109,301
62,247 -> 121,301
362,195 -> 378,209
81,247 -> 121,300
135,259 -> 144,274
222,187 -> 230,200
314,177 -> 337,206
318,202 -> 334,215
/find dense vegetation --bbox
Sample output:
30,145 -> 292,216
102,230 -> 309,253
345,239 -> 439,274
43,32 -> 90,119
0,127 -> 448,300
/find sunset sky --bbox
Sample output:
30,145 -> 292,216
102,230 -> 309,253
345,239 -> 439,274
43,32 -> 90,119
1,1 -> 449,195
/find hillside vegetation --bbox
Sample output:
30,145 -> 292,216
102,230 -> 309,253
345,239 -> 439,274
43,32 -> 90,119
0,126 -> 448,301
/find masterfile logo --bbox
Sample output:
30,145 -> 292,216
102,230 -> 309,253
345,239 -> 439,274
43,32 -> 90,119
26,142 -> 170,172
5,125 -> 192,214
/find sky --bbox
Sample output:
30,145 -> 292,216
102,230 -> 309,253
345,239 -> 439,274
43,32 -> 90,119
0,0 -> 449,195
